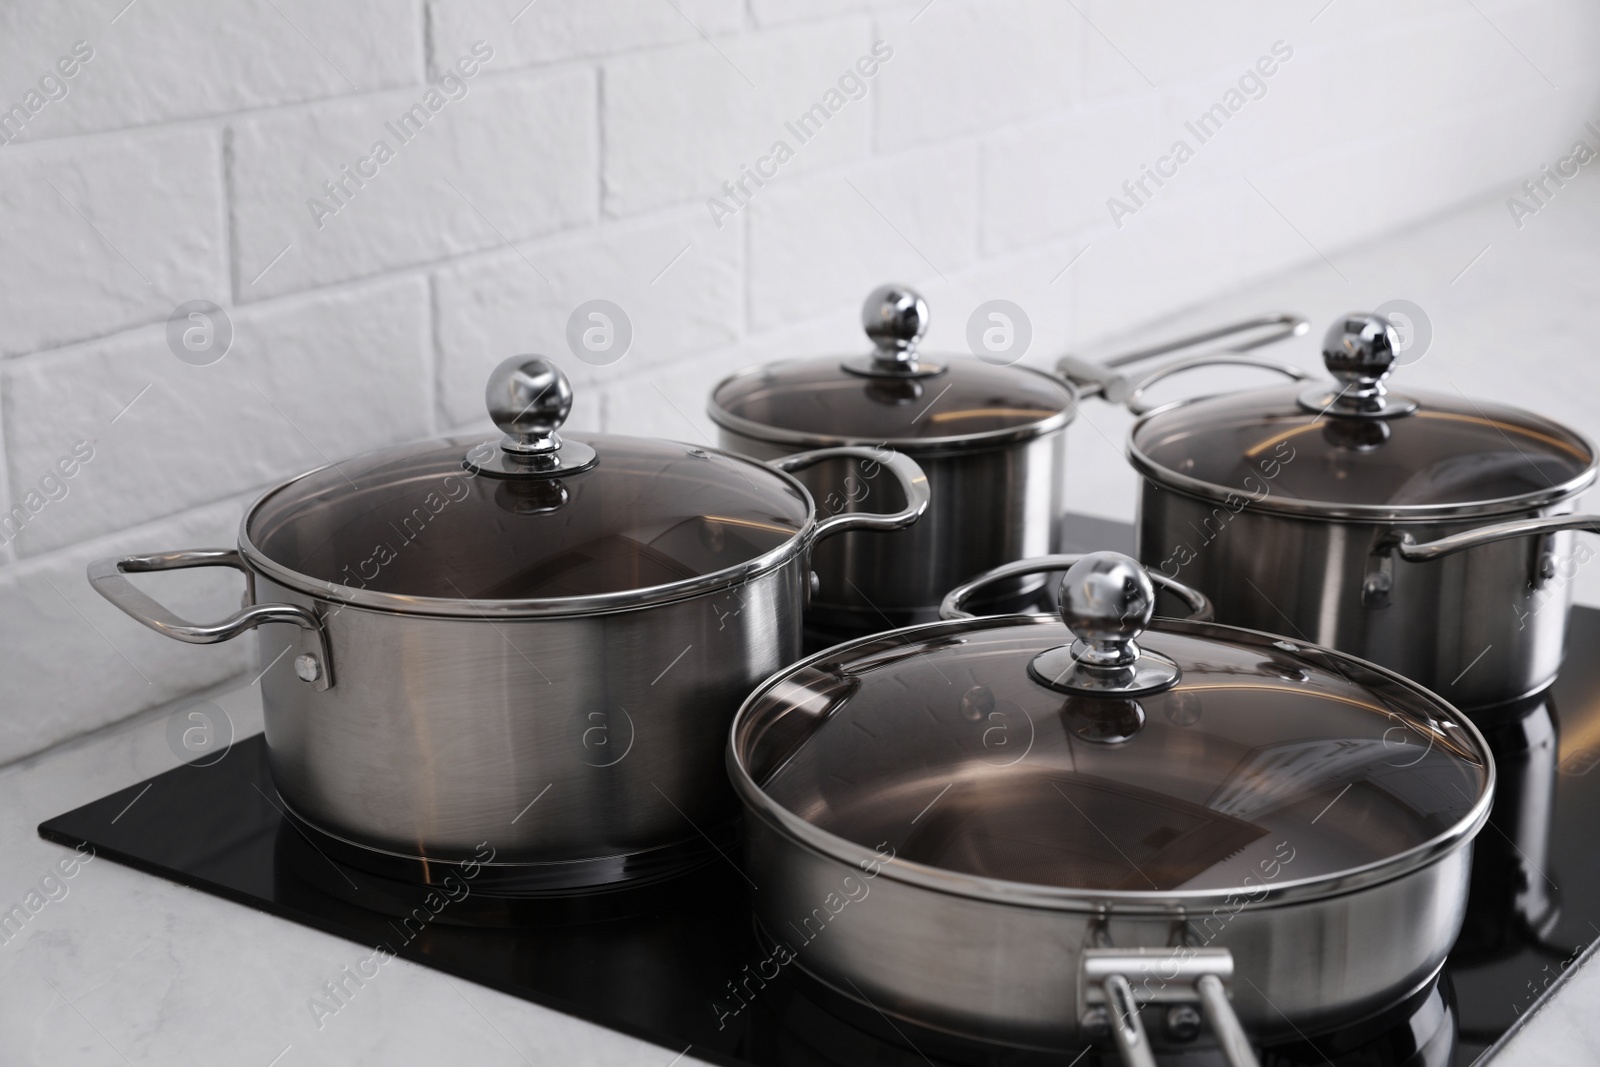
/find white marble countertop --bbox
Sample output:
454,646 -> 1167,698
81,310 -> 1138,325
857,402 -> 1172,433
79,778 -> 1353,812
9,172 -> 1600,1064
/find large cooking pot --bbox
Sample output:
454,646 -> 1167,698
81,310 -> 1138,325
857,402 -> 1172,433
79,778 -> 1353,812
1066,313 -> 1600,711
89,356 -> 928,891
728,552 -> 1492,1064
709,285 -> 1078,637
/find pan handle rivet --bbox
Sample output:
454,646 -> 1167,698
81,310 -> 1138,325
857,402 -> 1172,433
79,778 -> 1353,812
294,654 -> 322,683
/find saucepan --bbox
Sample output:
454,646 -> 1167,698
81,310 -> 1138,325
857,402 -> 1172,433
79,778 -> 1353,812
711,287 -> 1310,638
1062,313 -> 1600,710
727,552 -> 1492,1064
89,356 -> 928,891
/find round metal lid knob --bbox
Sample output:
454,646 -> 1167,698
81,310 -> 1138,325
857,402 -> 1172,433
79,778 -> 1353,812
466,355 -> 598,478
1060,552 -> 1155,666
1297,313 -> 1418,419
1029,552 -> 1181,698
863,284 -> 929,360
841,284 -> 944,379
1325,313 -> 1397,395
488,355 -> 572,449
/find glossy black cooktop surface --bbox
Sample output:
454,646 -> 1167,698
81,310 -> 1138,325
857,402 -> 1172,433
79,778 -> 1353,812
38,518 -> 1600,1066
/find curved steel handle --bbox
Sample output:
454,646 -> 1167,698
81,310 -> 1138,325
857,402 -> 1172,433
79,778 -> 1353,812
1103,974 -> 1158,1067
939,554 -> 1213,622
87,549 -> 333,690
1395,514 -> 1600,562
1124,355 -> 1312,416
1196,974 -> 1258,1067
1057,312 -> 1309,404
772,446 -> 931,544
1084,949 -> 1259,1067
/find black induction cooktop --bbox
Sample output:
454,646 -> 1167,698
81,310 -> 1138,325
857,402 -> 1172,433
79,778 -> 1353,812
39,517 -> 1600,1066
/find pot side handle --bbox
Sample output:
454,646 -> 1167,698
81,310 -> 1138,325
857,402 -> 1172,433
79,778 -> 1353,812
1082,948 -> 1260,1067
1393,514 -> 1600,562
1056,312 -> 1310,407
770,447 -> 930,544
86,549 -> 333,691
1120,355 -> 1313,416
939,553 -> 1214,622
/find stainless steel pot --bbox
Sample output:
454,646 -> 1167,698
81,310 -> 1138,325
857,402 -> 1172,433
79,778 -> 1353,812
728,553 -> 1493,1064
90,356 -> 928,891
1066,313 -> 1600,710
709,285 -> 1077,636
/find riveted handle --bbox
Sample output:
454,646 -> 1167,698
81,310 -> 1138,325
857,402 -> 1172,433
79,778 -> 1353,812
772,446 -> 931,543
87,549 -> 333,691
1393,514 -> 1600,562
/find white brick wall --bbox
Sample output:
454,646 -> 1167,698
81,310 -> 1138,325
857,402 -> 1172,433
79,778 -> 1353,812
2,0 -> 1599,764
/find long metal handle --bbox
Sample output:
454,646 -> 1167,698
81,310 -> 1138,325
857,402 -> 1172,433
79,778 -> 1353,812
1083,949 -> 1259,1067
772,447 -> 931,543
1395,514 -> 1600,562
1196,974 -> 1260,1067
939,554 -> 1213,622
1103,974 -> 1158,1067
87,549 -> 333,690
1057,312 -> 1310,404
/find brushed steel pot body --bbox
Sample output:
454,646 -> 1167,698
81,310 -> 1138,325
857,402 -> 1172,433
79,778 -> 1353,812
1137,483 -> 1578,711
88,439 -> 929,888
716,430 -> 1067,632
738,803 -> 1473,1050
256,566 -> 801,867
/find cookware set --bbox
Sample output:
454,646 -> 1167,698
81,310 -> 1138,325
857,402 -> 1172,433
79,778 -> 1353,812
89,287 -> 1592,1061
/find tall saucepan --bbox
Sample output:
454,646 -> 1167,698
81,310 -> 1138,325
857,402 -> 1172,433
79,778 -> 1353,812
1107,313 -> 1600,710
728,553 -> 1492,1064
709,286 -> 1078,638
89,357 -> 928,892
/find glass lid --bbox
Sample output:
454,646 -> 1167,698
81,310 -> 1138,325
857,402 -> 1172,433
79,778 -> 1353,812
733,554 -> 1491,900
243,357 -> 811,614
1131,314 -> 1595,518
709,285 -> 1076,450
